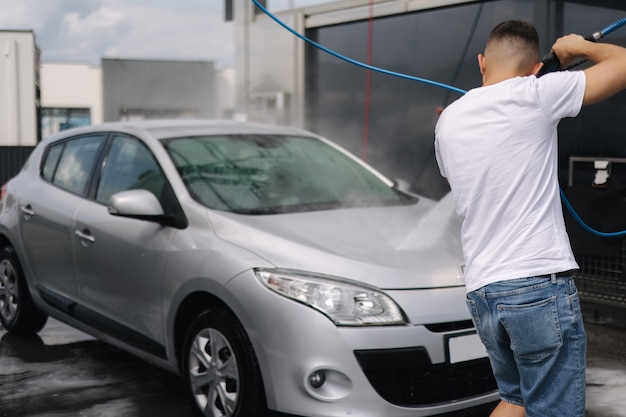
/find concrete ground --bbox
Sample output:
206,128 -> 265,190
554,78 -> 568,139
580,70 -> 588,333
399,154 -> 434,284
0,305 -> 624,417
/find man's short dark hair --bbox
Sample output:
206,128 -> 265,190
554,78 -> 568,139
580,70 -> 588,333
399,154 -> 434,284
488,20 -> 539,55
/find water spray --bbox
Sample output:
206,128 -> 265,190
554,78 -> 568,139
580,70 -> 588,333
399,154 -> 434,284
250,0 -> 626,237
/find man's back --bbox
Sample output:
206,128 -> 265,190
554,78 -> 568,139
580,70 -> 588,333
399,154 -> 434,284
435,72 -> 584,292
434,20 -> 626,417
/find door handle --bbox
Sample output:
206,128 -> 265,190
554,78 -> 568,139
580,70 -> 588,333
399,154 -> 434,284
74,229 -> 96,246
19,204 -> 35,220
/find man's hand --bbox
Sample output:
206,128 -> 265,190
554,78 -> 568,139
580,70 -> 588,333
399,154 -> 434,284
551,34 -> 588,68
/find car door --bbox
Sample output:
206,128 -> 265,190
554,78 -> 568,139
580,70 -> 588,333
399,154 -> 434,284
18,134 -> 106,300
72,134 -> 178,352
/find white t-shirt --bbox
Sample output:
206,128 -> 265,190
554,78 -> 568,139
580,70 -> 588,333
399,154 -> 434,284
435,71 -> 586,293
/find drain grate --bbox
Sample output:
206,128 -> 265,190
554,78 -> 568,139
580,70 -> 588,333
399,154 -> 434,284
575,239 -> 626,307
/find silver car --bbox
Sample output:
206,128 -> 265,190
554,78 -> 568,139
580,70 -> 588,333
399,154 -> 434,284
0,119 -> 498,417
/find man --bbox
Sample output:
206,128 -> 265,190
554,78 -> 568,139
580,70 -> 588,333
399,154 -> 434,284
434,20 -> 626,417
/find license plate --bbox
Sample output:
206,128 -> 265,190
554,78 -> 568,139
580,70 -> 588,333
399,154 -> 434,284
448,332 -> 488,364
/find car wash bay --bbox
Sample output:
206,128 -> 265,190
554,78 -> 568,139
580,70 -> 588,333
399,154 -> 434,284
1,310 -> 625,417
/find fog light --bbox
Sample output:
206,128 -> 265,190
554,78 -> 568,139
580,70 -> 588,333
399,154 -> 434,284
309,370 -> 326,388
303,367 -> 352,402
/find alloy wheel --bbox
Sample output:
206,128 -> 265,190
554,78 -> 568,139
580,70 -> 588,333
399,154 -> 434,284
0,259 -> 18,323
188,327 -> 240,417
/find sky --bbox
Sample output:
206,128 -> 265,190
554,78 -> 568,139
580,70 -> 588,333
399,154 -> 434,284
0,0 -> 330,69
0,0 -> 235,68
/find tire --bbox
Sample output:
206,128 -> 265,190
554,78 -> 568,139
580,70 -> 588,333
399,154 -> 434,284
0,246 -> 48,335
182,309 -> 266,417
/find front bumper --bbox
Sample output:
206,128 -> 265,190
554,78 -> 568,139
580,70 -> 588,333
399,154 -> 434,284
225,272 -> 499,417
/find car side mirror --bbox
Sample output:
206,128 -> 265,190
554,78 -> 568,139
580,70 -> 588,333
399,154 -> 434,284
394,178 -> 412,193
108,189 -> 171,224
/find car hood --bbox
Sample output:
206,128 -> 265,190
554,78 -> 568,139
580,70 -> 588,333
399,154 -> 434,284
208,193 -> 465,290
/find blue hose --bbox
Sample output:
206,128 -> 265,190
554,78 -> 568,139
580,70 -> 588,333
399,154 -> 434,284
251,0 -> 626,237
560,189 -> 625,238
602,18 -> 626,35
250,0 -> 466,95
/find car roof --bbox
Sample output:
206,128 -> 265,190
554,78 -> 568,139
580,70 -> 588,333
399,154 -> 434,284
43,119 -> 316,143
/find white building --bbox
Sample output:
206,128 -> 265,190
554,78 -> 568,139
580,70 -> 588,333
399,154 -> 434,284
40,62 -> 103,138
0,30 -> 40,146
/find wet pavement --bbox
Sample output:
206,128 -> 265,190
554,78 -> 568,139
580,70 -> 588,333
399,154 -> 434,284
583,302 -> 626,417
0,320 -> 192,417
1,306 -> 625,417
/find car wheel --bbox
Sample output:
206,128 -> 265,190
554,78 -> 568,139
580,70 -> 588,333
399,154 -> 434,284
182,309 -> 266,417
0,246 -> 48,335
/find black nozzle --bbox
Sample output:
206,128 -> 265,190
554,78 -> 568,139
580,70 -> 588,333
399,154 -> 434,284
536,52 -> 561,78
536,34 -> 600,78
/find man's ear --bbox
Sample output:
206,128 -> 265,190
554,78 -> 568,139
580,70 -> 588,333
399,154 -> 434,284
531,61 -> 544,76
478,53 -> 486,75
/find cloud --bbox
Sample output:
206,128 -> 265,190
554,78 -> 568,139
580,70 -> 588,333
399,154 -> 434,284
99,3 -> 234,67
63,7 -> 124,33
0,0 -> 233,67
45,5 -> 131,63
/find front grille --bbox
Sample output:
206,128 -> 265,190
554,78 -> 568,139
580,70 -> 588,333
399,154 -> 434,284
354,347 -> 497,406
576,238 -> 626,307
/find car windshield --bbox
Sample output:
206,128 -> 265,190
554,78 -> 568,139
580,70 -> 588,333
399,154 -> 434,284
162,134 -> 417,214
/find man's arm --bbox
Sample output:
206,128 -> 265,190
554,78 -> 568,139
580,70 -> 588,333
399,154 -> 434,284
551,34 -> 626,106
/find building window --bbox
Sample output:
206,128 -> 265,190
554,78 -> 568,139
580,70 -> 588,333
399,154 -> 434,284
41,108 -> 91,138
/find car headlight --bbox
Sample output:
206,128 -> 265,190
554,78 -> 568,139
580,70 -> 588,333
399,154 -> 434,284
255,268 -> 408,326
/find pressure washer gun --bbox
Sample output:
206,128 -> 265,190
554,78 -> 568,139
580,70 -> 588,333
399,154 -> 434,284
536,18 -> 626,77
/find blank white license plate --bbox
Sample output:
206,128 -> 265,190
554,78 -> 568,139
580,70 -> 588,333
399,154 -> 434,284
448,333 -> 488,364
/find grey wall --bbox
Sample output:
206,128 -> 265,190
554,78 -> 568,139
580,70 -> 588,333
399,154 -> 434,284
102,59 -> 217,122
304,0 -> 626,201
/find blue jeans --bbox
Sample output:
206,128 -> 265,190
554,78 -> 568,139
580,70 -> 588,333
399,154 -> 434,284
466,275 -> 586,417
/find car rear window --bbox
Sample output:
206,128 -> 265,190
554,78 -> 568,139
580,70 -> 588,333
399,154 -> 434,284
41,135 -> 106,196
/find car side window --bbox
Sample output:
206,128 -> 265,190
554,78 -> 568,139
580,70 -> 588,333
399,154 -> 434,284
96,135 -> 166,205
41,144 -> 63,182
42,135 -> 106,196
